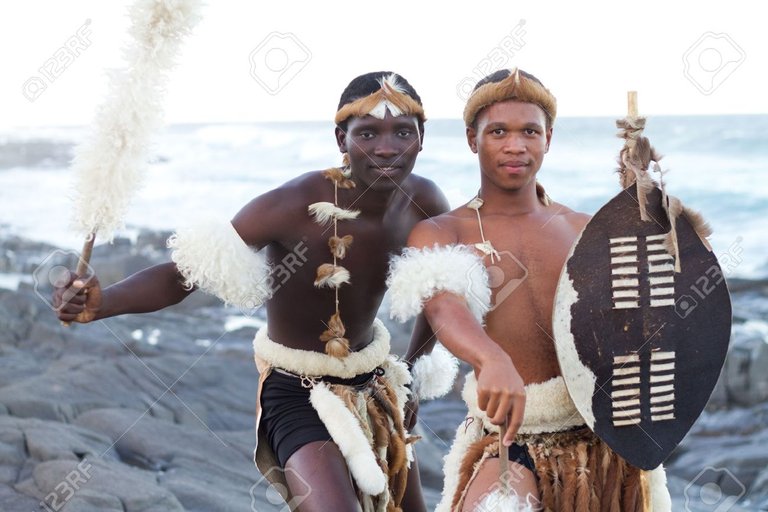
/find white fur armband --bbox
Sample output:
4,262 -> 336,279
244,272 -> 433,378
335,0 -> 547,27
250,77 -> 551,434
411,344 -> 459,400
167,219 -> 272,308
387,244 -> 491,323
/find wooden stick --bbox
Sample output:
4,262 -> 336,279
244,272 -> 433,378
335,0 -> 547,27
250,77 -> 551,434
76,234 -> 96,276
627,90 -> 638,118
499,417 -> 510,493
61,233 -> 96,327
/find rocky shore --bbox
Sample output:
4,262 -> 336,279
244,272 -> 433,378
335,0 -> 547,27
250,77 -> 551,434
1,231 -> 766,511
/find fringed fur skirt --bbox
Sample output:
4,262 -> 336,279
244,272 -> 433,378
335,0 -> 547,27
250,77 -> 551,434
437,373 -> 672,512
252,319 -> 414,512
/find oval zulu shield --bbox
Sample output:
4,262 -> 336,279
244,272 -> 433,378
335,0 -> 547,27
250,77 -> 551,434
553,184 -> 732,470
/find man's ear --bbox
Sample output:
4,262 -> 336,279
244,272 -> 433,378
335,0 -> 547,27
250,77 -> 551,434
544,126 -> 553,153
418,124 -> 425,152
466,126 -> 478,154
335,126 -> 347,153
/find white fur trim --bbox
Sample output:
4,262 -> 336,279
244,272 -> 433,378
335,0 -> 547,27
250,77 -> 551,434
462,372 -> 584,435
435,416 -> 485,512
553,230 -> 598,428
253,319 -> 390,378
381,356 -> 412,412
309,383 -> 386,496
308,202 -> 360,225
649,464 -> 672,511
168,218 -> 272,308
411,343 -> 459,400
476,490 -> 536,511
387,244 -> 491,323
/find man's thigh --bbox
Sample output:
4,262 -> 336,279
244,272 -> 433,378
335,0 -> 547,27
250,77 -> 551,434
284,440 -> 361,512
461,457 -> 540,511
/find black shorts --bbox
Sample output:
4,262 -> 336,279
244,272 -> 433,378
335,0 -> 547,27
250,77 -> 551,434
259,369 -> 376,468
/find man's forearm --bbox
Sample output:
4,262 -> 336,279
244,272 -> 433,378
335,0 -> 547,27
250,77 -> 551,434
422,292 -> 509,372
404,314 -> 438,364
96,262 -> 193,319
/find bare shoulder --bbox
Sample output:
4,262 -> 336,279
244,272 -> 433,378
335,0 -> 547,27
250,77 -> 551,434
407,204 -> 471,248
231,171 -> 325,247
548,201 -> 591,231
403,174 -> 450,218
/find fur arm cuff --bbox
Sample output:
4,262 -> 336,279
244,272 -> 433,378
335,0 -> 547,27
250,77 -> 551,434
387,244 -> 491,323
167,218 -> 272,308
411,344 -> 459,400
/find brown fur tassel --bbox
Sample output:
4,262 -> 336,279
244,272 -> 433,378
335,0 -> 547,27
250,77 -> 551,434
329,234 -> 354,259
322,167 -> 356,189
587,442 -> 601,511
531,445 -> 556,512
683,204 -> 714,249
575,443 -> 591,512
559,447 -> 577,512
320,312 -> 350,357
621,465 -> 642,512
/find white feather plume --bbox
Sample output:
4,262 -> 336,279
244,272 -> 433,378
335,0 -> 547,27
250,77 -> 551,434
71,0 -> 202,241
308,202 -> 361,226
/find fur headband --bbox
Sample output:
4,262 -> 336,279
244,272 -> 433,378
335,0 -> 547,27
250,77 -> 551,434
335,73 -> 426,125
463,68 -> 557,127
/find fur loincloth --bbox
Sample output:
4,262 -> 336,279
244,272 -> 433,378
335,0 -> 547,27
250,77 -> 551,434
437,373 -> 672,512
253,319 -> 416,512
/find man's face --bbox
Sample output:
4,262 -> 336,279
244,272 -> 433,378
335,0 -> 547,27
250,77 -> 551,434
335,110 -> 423,191
466,100 -> 552,193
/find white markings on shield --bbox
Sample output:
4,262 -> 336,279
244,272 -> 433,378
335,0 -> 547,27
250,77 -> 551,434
610,233 -> 677,309
646,234 -> 677,307
609,236 -> 640,309
611,353 -> 642,426
611,350 -> 677,427
650,351 -> 676,422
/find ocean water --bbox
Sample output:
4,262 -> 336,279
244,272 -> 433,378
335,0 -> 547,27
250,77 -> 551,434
1,115 -> 766,278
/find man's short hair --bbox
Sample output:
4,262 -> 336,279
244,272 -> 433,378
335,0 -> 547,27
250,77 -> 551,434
464,68 -> 557,129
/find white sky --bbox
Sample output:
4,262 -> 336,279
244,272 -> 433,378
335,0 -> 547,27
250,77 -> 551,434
2,0 -> 766,128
